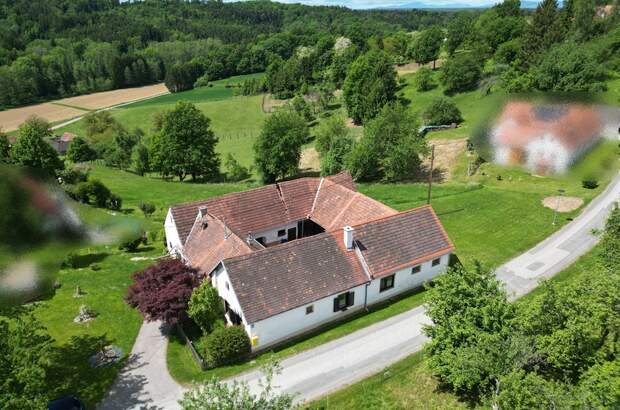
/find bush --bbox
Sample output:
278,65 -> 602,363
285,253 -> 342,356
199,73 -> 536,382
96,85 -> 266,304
224,154 -> 251,182
415,67 -> 435,91
73,179 -> 111,207
423,97 -> 462,125
582,179 -> 599,189
58,168 -> 89,185
188,283 -> 224,333
138,202 -> 156,217
194,73 -> 209,88
119,232 -> 146,252
204,326 -> 251,368
108,194 -> 122,211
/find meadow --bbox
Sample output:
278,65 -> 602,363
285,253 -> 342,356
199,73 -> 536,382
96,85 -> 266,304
56,74 -> 267,168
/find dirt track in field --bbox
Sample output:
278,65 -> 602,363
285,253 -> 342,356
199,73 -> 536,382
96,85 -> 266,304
0,103 -> 87,133
57,83 -> 168,110
395,59 -> 444,76
1,83 -> 168,132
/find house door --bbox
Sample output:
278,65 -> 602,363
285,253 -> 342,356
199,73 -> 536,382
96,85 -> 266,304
287,227 -> 297,240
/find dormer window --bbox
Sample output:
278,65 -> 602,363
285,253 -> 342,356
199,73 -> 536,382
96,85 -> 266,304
277,229 -> 286,237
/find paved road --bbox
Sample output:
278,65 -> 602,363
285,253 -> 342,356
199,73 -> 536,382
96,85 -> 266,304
99,172 -> 620,409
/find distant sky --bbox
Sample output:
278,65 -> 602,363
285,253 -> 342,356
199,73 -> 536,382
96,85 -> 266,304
223,0 -> 542,10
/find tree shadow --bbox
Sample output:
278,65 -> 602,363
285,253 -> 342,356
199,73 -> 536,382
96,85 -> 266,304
410,165 -> 447,184
47,334 -> 163,410
65,252 -> 109,269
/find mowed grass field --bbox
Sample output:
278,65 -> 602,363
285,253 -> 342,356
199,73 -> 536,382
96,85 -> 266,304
30,206 -> 159,408
57,73 -> 267,168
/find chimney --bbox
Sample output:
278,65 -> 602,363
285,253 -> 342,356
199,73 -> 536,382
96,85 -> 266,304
198,206 -> 208,217
344,226 -> 354,250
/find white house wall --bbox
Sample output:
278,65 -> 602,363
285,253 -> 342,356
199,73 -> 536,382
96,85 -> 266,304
164,209 -> 183,254
366,253 -> 451,306
252,221 -> 299,246
248,284 -> 367,350
211,265 -> 251,335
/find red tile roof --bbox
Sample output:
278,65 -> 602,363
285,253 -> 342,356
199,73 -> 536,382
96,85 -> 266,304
221,205 -> 453,323
223,229 -> 369,323
169,172 -> 362,245
183,212 -> 253,276
353,205 -> 454,278
310,179 -> 397,231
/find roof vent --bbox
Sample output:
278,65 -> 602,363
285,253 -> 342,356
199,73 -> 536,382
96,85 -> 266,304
344,226 -> 354,250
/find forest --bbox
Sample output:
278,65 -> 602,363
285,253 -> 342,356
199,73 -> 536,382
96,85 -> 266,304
0,0 -> 459,109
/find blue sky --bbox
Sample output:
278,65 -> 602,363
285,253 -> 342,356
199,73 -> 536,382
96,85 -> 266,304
224,0 -> 527,9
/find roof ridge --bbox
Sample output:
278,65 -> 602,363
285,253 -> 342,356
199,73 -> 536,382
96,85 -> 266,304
224,229 -> 341,264
350,204 -> 433,229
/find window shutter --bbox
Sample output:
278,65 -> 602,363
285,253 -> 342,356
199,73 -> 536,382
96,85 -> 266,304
346,291 -> 355,307
333,297 -> 339,312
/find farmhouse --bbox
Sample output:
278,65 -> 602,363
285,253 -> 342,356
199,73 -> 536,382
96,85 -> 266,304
491,102 -> 605,175
165,173 -> 454,350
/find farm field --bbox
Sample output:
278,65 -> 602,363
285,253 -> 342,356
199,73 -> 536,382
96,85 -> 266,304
0,102 -> 88,133
57,74 -> 267,169
0,83 -> 169,132
307,241 -> 604,410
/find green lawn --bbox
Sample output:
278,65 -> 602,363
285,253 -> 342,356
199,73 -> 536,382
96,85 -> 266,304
398,70 -> 505,141
30,206 -> 161,408
308,241 -> 603,410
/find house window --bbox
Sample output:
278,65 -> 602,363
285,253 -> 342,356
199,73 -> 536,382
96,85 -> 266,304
380,275 -> 395,292
277,229 -> 286,237
432,258 -> 441,267
333,291 -> 354,312
306,305 -> 314,315
256,237 -> 266,245
225,281 -> 230,290
411,265 -> 421,274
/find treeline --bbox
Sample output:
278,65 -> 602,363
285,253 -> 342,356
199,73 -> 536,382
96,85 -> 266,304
0,0 -> 458,109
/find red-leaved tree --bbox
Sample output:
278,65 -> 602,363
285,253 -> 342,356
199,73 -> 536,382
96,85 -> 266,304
126,258 -> 200,324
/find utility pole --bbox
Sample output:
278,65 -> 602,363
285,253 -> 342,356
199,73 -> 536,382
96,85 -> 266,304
427,145 -> 435,205
552,188 -> 565,226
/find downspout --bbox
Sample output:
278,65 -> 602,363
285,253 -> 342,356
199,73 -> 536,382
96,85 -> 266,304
353,239 -> 373,311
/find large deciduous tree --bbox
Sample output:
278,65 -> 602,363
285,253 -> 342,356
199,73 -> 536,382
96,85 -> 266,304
347,103 -> 426,181
410,27 -> 443,69
11,117 -> 64,177
0,309 -> 55,409
424,263 -> 515,399
126,258 -> 200,324
343,51 -> 397,124
533,42 -> 606,92
150,101 -> 220,181
254,110 -> 308,183
0,130 -> 10,163
440,52 -> 482,93
66,136 -> 97,163
315,115 -> 354,176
